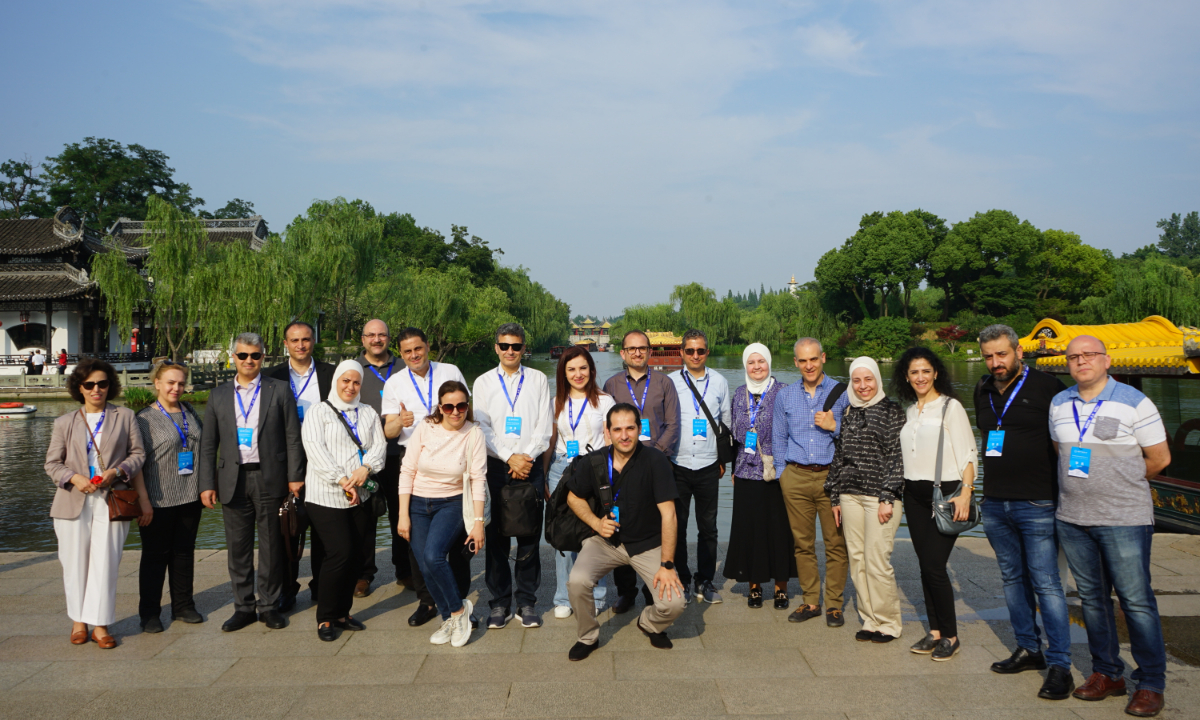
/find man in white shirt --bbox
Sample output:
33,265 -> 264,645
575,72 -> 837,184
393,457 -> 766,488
380,326 -> 472,628
669,329 -> 730,604
32,349 -> 46,375
473,323 -> 553,630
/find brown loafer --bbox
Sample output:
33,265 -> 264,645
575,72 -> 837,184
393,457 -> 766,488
1125,689 -> 1164,717
91,629 -> 117,649
354,580 -> 371,598
70,628 -> 89,645
1073,672 -> 1127,701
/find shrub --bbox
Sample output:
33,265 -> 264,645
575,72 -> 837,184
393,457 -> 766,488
122,387 -> 156,412
852,316 -> 913,358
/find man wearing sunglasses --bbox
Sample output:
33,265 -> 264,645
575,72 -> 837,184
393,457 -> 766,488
199,332 -> 305,632
602,329 -> 681,613
473,323 -> 553,630
667,329 -> 730,605
379,326 -> 472,627
265,321 -> 335,611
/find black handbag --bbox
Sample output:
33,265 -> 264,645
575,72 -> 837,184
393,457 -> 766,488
682,372 -> 735,465
497,477 -> 543,538
324,401 -> 387,518
930,400 -> 981,535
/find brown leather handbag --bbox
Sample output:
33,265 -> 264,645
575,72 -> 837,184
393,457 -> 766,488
79,408 -> 142,521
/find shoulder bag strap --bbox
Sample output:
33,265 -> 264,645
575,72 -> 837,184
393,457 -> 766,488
323,400 -> 363,449
683,373 -> 722,433
822,382 -> 848,412
933,399 -> 949,488
79,408 -> 106,473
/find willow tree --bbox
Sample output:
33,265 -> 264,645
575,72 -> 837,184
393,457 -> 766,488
670,282 -> 743,344
495,266 -> 571,351
90,241 -> 147,348
1082,258 -> 1200,327
610,303 -> 683,347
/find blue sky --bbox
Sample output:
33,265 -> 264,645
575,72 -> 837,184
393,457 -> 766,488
4,1 -> 1199,315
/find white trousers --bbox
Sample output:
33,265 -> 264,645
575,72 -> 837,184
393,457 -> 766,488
54,493 -> 129,626
841,493 -> 903,637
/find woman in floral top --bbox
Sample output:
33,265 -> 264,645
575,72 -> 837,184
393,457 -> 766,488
723,343 -> 797,610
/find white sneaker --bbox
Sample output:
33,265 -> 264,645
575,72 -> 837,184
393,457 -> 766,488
430,616 -> 453,645
554,605 -> 573,619
451,598 -> 474,648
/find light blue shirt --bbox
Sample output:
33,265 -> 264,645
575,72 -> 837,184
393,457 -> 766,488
670,368 -> 731,471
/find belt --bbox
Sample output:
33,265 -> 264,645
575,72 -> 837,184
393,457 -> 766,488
788,462 -> 830,472
239,463 -> 261,472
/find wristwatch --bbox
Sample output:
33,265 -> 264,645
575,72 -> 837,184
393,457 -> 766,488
660,561 -> 674,570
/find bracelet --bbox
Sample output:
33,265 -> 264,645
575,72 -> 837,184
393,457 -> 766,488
473,517 -> 485,523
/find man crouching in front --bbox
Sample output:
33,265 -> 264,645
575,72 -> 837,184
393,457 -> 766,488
565,403 -> 686,661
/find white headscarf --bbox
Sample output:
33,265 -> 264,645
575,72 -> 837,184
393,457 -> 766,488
847,356 -> 886,408
742,343 -> 775,396
327,360 -> 365,411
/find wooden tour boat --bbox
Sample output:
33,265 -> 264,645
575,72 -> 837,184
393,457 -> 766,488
646,331 -> 684,371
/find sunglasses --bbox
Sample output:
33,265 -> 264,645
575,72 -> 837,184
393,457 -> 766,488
161,358 -> 188,369
683,347 -> 708,357
235,352 -> 263,361
81,380 -> 110,391
440,402 -> 470,414
497,343 -> 524,352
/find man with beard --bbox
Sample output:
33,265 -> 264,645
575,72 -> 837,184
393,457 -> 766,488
974,324 -> 1073,700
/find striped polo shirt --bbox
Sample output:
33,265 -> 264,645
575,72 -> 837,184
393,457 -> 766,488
1048,377 -> 1166,527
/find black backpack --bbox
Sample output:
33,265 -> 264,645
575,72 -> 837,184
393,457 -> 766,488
496,478 -> 543,538
545,451 -> 615,554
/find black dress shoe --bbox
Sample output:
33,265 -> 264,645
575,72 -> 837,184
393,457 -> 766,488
773,589 -> 789,610
335,616 -> 366,631
408,604 -> 439,627
140,615 -> 164,634
317,623 -> 337,642
748,587 -> 764,609
872,633 -> 896,644
637,619 -> 673,649
259,609 -> 288,629
171,608 -> 204,624
611,592 -> 638,615
1038,666 -> 1076,700
222,610 -> 258,632
991,647 -> 1048,674
278,595 -> 296,614
569,641 -> 598,661
855,630 -> 876,642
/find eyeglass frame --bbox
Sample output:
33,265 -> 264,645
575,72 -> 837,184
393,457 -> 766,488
81,380 -> 111,390
440,401 -> 470,414
496,342 -> 524,352
234,352 -> 264,361
1065,351 -> 1106,365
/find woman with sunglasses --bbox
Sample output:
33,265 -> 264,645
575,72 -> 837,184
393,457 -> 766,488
397,380 -> 487,648
301,361 -> 387,641
45,358 -> 146,648
133,360 -> 205,633
543,345 -> 615,619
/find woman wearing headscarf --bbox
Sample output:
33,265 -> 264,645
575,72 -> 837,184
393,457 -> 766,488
300,360 -> 387,641
723,343 -> 796,609
826,357 -> 906,643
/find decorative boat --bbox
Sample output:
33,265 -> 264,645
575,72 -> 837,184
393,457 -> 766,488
550,346 -> 566,360
0,402 -> 37,419
646,331 -> 684,371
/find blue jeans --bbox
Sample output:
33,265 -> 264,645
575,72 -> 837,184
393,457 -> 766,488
982,498 -> 1072,670
547,454 -> 606,608
1056,520 -> 1166,693
409,495 -> 466,621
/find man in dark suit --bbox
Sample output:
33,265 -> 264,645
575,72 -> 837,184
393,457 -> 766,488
265,320 -> 335,612
200,331 -> 305,632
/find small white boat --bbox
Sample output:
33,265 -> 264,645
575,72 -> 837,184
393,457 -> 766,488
0,403 -> 37,419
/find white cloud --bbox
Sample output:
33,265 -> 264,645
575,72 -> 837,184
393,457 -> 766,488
794,22 -> 872,75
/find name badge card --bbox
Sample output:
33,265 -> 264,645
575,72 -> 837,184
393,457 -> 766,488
744,430 -> 758,453
692,418 -> 707,438
986,430 -> 1005,457
566,440 -> 580,459
89,465 -> 98,480
237,427 -> 254,447
639,419 -> 651,441
505,416 -> 522,437
297,405 -> 305,422
1068,446 -> 1091,478
177,451 -> 195,475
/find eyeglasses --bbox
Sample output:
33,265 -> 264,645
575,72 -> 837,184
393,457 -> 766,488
235,352 -> 263,361
81,380 -> 110,391
497,343 -> 524,352
440,402 -> 470,414
684,348 -> 708,357
363,333 -> 389,340
623,346 -> 649,354
1066,351 -> 1105,365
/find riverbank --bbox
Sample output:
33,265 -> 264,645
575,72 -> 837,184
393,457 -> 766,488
1,536 -> 1198,719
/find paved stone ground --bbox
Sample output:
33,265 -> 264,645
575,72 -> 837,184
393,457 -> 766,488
2,535 -> 1199,719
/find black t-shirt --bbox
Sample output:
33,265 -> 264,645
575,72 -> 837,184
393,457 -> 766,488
568,444 -> 678,557
973,366 -> 1068,501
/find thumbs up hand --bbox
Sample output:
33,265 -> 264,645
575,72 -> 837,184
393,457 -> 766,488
400,401 -> 415,428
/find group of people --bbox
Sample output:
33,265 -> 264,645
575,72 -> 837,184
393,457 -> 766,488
43,321 -> 1172,717
24,348 -> 67,375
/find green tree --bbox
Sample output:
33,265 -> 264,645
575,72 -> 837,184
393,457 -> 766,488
927,210 -> 1042,316
1029,229 -> 1114,302
1156,212 -> 1200,258
0,157 -> 52,219
669,283 -> 742,345
494,266 -> 571,351
852,316 -> 913,358
41,137 -> 204,229
1081,257 -> 1200,326
199,198 -> 258,220
609,303 -> 682,347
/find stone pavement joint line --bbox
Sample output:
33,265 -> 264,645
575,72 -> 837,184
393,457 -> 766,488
0,536 -> 1198,719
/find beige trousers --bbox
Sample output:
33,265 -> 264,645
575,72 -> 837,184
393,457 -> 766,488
779,464 -> 848,609
840,493 -> 903,637
568,536 -> 686,645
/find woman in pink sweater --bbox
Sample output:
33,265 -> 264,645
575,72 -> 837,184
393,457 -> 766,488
397,380 -> 488,648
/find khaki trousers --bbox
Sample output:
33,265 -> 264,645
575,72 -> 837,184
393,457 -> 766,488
569,536 -> 686,645
779,464 -> 848,609
840,493 -> 903,637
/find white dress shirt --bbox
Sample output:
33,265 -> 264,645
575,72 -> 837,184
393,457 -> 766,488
301,402 -> 387,509
472,364 -> 553,462
380,361 -> 469,446
670,368 -> 732,470
552,393 -> 616,456
233,374 -> 262,464
288,360 -> 322,423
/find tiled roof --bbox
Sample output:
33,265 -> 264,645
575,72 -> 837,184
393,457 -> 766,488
0,218 -> 79,254
646,331 -> 683,346
1024,315 -> 1200,376
0,263 -> 95,301
109,216 -> 268,251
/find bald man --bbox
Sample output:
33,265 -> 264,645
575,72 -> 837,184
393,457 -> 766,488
1048,335 -> 1171,716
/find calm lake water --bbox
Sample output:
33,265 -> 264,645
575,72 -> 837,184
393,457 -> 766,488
0,352 -> 1002,552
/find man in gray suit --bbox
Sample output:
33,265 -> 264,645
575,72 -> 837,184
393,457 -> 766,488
200,332 -> 305,631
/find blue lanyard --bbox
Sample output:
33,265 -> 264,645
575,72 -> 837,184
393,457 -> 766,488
567,397 -> 587,436
987,366 -> 1028,430
367,359 -> 395,386
625,370 -> 651,413
607,450 -> 614,484
409,364 -> 435,414
86,408 -> 106,454
236,382 -> 261,426
747,388 -> 764,428
289,365 -> 315,401
341,408 -> 361,444
499,368 -> 524,413
685,371 -> 709,414
1072,398 -> 1104,443
155,401 -> 190,451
